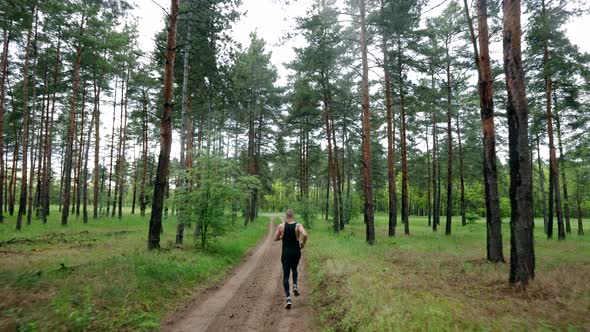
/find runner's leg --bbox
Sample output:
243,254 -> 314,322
292,255 -> 300,287
282,259 -> 291,298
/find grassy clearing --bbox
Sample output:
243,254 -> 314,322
0,208 -> 268,331
307,215 -> 590,332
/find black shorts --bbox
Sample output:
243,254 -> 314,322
281,251 -> 301,271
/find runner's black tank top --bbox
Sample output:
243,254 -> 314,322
282,222 -> 300,257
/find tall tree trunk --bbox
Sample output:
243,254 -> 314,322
75,88 -> 87,217
432,98 -> 439,232
131,156 -> 138,215
35,63 -> 49,218
536,136 -> 548,233
325,175 -> 329,220
444,42 -> 453,236
503,0 -> 535,285
42,34 -> 60,223
16,11 -> 34,230
92,73 -> 101,219
541,0 -> 564,240
426,125 -> 432,227
323,93 -> 339,233
176,9 -> 192,244
82,100 -> 94,223
140,91 -> 149,216
9,123 -> 19,216
107,77 -> 118,215
61,11 -> 86,226
575,169 -> 583,235
554,105 -> 571,233
117,71 -> 129,219
26,12 -> 39,225
4,149 -> 7,212
245,116 -> 256,225
381,0 -> 396,236
113,73 -> 126,217
464,0 -> 504,260
0,27 -> 10,223
330,113 -> 344,230
148,0 -> 179,249
456,111 -> 466,226
360,0 -> 375,244
398,42 -> 409,235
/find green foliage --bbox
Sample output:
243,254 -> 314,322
51,287 -> 93,332
308,214 -> 590,331
0,212 -> 268,331
465,212 -> 480,223
176,156 -> 253,248
499,197 -> 511,219
293,197 -> 318,229
265,180 -> 295,212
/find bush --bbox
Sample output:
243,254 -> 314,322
293,197 -> 318,229
176,156 -> 249,248
465,212 -> 480,223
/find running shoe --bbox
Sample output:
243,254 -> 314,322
285,296 -> 292,309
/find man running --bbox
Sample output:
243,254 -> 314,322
274,209 -> 308,309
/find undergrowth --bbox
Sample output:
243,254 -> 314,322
0,209 -> 268,331
308,215 -> 590,331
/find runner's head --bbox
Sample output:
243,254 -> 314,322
286,209 -> 294,220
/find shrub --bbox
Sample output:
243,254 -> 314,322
293,197 -> 318,229
176,156 -> 250,248
465,212 -> 480,223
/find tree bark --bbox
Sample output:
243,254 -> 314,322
0,27 -> 10,223
26,11 -> 40,225
16,10 -> 35,230
83,98 -> 95,223
93,72 -> 101,219
148,0 -> 180,250
329,113 -> 344,230
61,11 -> 86,225
554,104 -> 571,233
575,169 -> 583,235
41,35 -> 60,223
444,41 -> 453,236
176,8 -> 192,244
117,71 -> 129,219
113,72 -> 126,217
35,62 -> 50,218
9,121 -> 19,216
360,0 -> 375,244
426,125 -> 432,227
380,2 -> 397,235
464,0 -> 504,261
140,90 -> 149,216
536,136 -> 548,233
503,0 -> 535,285
322,89 -> 339,233
398,42 -> 409,236
541,0 -> 564,240
107,77 -> 118,215
75,87 -> 87,217
456,111 -> 466,226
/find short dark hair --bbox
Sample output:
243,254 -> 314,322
286,209 -> 294,219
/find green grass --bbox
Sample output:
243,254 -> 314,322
307,214 -> 590,332
0,207 -> 268,331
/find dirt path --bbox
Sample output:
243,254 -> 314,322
165,217 -> 316,332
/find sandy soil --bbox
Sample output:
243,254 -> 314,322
164,217 -> 316,332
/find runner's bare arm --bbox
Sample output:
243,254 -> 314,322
297,224 -> 308,249
274,222 -> 284,241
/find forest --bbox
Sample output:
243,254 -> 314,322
0,0 -> 589,330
